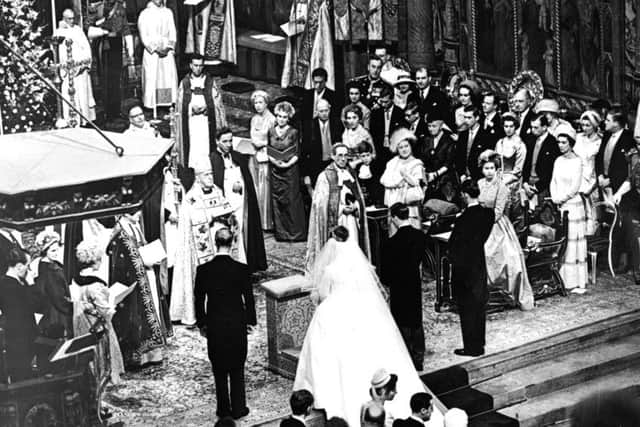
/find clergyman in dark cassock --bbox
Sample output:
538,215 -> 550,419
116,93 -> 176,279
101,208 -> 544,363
195,228 -> 256,419
382,203 -> 426,371
448,180 -> 495,357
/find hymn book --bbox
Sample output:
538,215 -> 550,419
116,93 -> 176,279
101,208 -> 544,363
267,144 -> 297,162
109,281 -> 137,306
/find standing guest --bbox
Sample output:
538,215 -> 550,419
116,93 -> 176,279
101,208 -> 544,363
351,56 -> 384,108
590,99 -> 611,133
138,0 -> 178,110
392,392 -> 435,427
269,103 -> 307,242
574,111 -> 602,203
249,90 -> 276,231
302,68 -> 338,121
123,101 -> 156,137
613,163 -> 640,284
0,227 -> 21,277
341,81 -> 371,130
170,161 -> 237,326
281,389 -> 314,427
55,8 -> 96,125
454,81 -> 478,133
302,99 -> 343,187
0,249 -> 42,381
360,369 -> 398,427
551,126 -> 588,293
211,127 -> 268,271
354,142 -> 382,207
70,239 -> 125,384
511,89 -> 537,147
342,104 -> 375,158
393,72 -> 417,110
480,91 -> 504,147
403,101 -> 429,155
522,114 -> 559,209
382,203 -> 427,371
176,54 -> 227,169
448,180 -> 495,357
495,113 -> 527,218
380,129 -> 425,234
443,408 -> 468,427
419,112 -> 457,202
108,212 -> 172,369
535,99 -> 572,138
370,85 -> 407,176
363,405 -> 386,427
456,105 -> 492,182
305,145 -> 370,271
195,228 -> 256,420
414,67 -> 449,121
478,151 -> 534,310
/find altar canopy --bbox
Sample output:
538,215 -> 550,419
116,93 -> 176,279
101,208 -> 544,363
0,128 -> 172,229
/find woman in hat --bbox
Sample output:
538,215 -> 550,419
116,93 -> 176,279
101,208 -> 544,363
393,72 -> 417,110
550,125 -> 588,293
574,110 -> 602,234
454,80 -> 479,133
495,113 -> 527,219
380,128 -> 425,235
536,98 -> 572,138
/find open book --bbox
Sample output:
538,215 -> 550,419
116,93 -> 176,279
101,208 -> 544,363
109,281 -> 137,306
138,239 -> 167,266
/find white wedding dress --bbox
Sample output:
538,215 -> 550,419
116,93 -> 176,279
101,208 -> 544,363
293,238 -> 444,427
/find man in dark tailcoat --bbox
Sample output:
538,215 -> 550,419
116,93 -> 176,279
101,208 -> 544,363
448,180 -> 494,357
480,91 -> 504,147
301,67 -> 338,122
195,228 -> 256,419
209,127 -> 267,272
512,88 -> 537,148
456,105 -> 494,182
301,98 -> 343,187
280,389 -> 314,427
414,67 -> 449,122
382,203 -> 426,371
370,85 -> 406,176
403,101 -> 429,155
522,114 -> 559,203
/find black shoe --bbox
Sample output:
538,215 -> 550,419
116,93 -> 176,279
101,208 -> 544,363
232,407 -> 250,419
454,348 -> 484,357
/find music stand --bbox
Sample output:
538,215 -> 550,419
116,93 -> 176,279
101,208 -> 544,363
49,333 -> 99,363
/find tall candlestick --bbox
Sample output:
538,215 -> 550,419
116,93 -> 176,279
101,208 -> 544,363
51,0 -> 57,32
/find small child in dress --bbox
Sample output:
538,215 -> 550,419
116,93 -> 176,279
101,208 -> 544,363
354,141 -> 382,206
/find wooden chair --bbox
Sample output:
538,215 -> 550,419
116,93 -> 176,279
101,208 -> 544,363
586,200 -> 618,278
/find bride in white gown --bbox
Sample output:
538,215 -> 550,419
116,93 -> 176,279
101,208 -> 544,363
293,227 -> 444,427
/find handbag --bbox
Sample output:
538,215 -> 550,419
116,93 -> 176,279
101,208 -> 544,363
405,185 -> 425,204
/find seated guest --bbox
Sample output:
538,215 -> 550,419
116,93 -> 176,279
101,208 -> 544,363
495,113 -> 527,219
535,98 -> 572,138
351,55 -> 384,108
478,151 -> 534,310
123,100 -> 155,137
325,417 -> 348,427
551,125 -> 588,293
403,101 -> 428,154
355,141 -> 382,206
371,84 -> 407,176
281,389 -> 314,427
522,114 -> 559,209
0,249 -> 43,382
443,408 -> 468,427
343,104 -> 375,158
342,81 -> 371,129
302,67 -> 338,121
456,105 -> 492,183
269,101 -> 307,242
302,99 -> 343,187
380,129 -> 425,234
392,392 -> 434,427
393,72 -> 417,110
70,239 -> 125,384
419,111 -> 457,203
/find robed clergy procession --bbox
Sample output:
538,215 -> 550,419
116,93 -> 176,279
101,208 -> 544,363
1,0 -> 640,425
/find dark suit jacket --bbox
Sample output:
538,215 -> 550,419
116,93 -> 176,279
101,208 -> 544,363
455,126 -> 495,181
519,109 -> 536,148
0,232 -> 19,276
419,132 -> 457,181
301,117 -> 343,183
302,88 -> 339,120
417,85 -> 450,122
522,133 -> 559,194
382,225 -> 426,327
392,417 -> 425,427
351,75 -> 382,108
195,255 -> 256,369
371,105 -> 407,173
481,112 -> 504,148
209,150 -> 268,272
596,129 -> 636,193
448,205 -> 494,303
280,417 -> 306,427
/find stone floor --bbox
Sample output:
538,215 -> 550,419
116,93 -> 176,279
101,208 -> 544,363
104,234 -> 640,426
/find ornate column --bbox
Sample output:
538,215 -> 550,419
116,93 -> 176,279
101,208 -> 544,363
407,0 -> 434,68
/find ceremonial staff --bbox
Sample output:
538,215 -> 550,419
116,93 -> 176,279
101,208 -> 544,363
0,36 -> 124,156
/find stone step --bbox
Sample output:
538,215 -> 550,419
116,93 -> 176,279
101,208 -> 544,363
498,369 -> 640,427
473,333 -> 640,410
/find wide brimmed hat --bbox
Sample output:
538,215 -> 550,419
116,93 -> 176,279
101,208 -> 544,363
35,230 -> 61,254
371,368 -> 392,389
535,98 -> 560,114
389,128 -> 417,153
394,72 -> 416,86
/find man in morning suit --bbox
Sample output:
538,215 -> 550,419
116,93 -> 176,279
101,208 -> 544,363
522,114 -> 559,203
382,203 -> 427,371
414,67 -> 449,122
302,98 -> 343,187
448,180 -> 494,357
392,393 -> 434,427
370,85 -> 406,175
480,91 -> 504,147
596,108 -> 637,271
280,389 -> 314,427
195,228 -> 257,419
456,105 -> 493,182
512,88 -> 536,148
302,67 -> 338,122
403,101 -> 429,156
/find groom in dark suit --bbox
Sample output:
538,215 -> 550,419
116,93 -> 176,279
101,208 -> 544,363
382,203 -> 426,371
195,228 -> 257,419
448,180 -> 494,357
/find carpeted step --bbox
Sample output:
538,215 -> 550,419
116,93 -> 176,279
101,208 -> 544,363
437,387 -> 495,417
421,365 -> 470,395
475,333 -> 640,410
469,411 -> 519,427
498,369 -> 640,427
